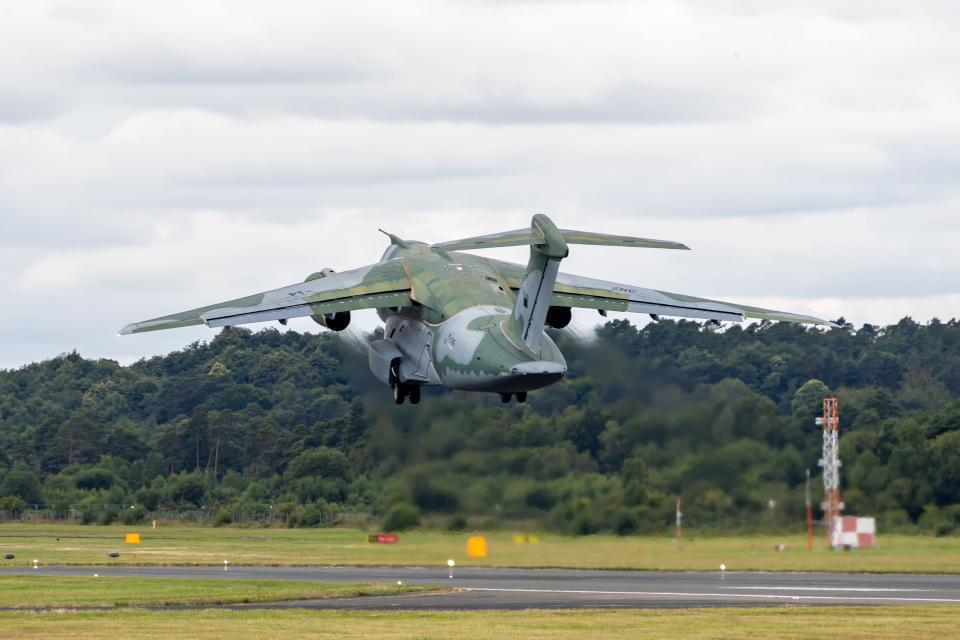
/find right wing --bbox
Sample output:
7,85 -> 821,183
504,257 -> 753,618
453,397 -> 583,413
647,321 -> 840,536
120,260 -> 412,335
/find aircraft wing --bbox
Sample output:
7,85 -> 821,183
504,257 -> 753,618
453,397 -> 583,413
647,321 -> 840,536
119,260 -> 412,335
495,263 -> 835,327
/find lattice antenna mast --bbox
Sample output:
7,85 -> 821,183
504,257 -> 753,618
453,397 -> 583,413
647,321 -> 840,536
817,397 -> 843,547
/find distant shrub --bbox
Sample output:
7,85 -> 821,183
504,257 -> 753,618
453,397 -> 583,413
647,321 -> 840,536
0,465 -> 43,505
99,507 -> 119,525
0,496 -> 28,513
410,477 -> 459,513
123,506 -> 146,525
75,468 -> 116,491
525,486 -> 555,511
288,502 -> 332,527
613,509 -> 639,536
445,514 -> 468,532
382,503 -> 420,532
571,513 -> 600,536
134,487 -> 163,512
214,508 -> 233,527
166,473 -> 206,507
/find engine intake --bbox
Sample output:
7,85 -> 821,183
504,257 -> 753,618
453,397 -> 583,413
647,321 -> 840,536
545,305 -> 572,329
312,311 -> 350,331
306,268 -> 350,330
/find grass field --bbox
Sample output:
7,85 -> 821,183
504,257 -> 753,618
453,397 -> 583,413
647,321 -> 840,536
1,523 -> 958,573
0,575 -> 430,608
0,606 -> 957,639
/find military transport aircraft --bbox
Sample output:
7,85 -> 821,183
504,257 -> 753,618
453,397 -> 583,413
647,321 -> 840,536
121,214 -> 835,404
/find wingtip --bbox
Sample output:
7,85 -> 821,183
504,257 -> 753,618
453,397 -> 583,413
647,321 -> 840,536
118,324 -> 135,336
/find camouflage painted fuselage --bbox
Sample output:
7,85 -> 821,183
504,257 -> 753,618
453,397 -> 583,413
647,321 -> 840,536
377,242 -> 566,393
121,213 -> 836,402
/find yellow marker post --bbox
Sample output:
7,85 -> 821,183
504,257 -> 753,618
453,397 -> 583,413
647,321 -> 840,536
466,535 -> 487,558
124,533 -> 141,544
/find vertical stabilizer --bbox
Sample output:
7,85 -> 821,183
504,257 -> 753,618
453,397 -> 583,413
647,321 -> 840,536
512,214 -> 568,351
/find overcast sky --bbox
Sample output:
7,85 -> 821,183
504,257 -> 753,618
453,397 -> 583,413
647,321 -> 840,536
2,1 -> 959,369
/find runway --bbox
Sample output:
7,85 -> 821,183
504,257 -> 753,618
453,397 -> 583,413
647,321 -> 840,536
2,565 -> 959,609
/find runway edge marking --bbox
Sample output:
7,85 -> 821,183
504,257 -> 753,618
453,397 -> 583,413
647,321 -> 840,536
464,587 -> 960,604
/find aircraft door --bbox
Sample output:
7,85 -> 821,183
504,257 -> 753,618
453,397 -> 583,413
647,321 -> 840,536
415,330 -> 433,377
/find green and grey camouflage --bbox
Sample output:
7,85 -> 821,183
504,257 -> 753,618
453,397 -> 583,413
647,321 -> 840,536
121,214 -> 836,404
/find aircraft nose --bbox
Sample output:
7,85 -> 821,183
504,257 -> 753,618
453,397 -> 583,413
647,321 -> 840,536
497,359 -> 566,392
508,361 -> 566,377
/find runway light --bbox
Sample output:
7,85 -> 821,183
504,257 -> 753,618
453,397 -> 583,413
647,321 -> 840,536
397,580 -> 403,586
720,563 -> 726,571
224,560 -> 230,571
447,559 -> 455,579
32,559 -> 38,570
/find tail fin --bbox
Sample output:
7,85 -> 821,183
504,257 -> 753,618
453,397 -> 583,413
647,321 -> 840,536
431,214 -> 689,351
510,214 -> 568,351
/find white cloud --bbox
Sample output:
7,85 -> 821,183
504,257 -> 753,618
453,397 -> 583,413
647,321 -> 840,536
1,0 -> 959,367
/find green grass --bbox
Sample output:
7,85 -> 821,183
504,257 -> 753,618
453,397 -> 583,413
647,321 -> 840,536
0,575 -> 431,608
1,523 -> 958,573
0,606 -> 957,639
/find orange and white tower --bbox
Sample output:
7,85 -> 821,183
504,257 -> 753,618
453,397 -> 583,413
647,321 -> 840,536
817,397 -> 844,548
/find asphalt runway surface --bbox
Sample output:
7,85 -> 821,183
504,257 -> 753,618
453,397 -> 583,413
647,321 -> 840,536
2,565 -> 960,609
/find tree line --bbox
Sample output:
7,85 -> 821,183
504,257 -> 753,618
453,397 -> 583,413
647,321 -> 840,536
0,316 -> 958,534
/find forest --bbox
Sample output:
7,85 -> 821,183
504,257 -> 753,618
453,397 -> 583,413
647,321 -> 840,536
0,316 -> 958,535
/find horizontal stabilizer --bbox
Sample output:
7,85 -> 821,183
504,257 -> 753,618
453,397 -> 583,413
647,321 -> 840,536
432,227 -> 689,252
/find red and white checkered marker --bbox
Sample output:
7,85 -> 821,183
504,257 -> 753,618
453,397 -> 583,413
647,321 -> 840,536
831,516 -> 875,548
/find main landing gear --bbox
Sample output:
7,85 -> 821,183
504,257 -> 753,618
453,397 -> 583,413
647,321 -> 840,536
393,383 -> 421,405
499,392 -> 527,404
389,359 -> 421,405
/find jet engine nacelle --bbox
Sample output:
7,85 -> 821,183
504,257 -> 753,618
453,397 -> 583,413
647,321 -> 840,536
306,268 -> 350,331
545,305 -> 572,329
312,311 -> 351,331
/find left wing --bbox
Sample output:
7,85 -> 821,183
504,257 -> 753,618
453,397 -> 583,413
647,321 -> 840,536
493,262 -> 835,327
120,260 -> 412,335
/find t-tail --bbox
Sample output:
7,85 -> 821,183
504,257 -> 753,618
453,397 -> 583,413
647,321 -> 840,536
431,213 -> 691,352
512,214 -> 568,350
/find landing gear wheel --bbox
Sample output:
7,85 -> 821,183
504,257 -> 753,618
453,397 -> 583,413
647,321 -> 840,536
500,393 -> 511,403
388,359 -> 401,387
393,383 -> 406,405
516,392 -> 527,403
409,385 -> 421,405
